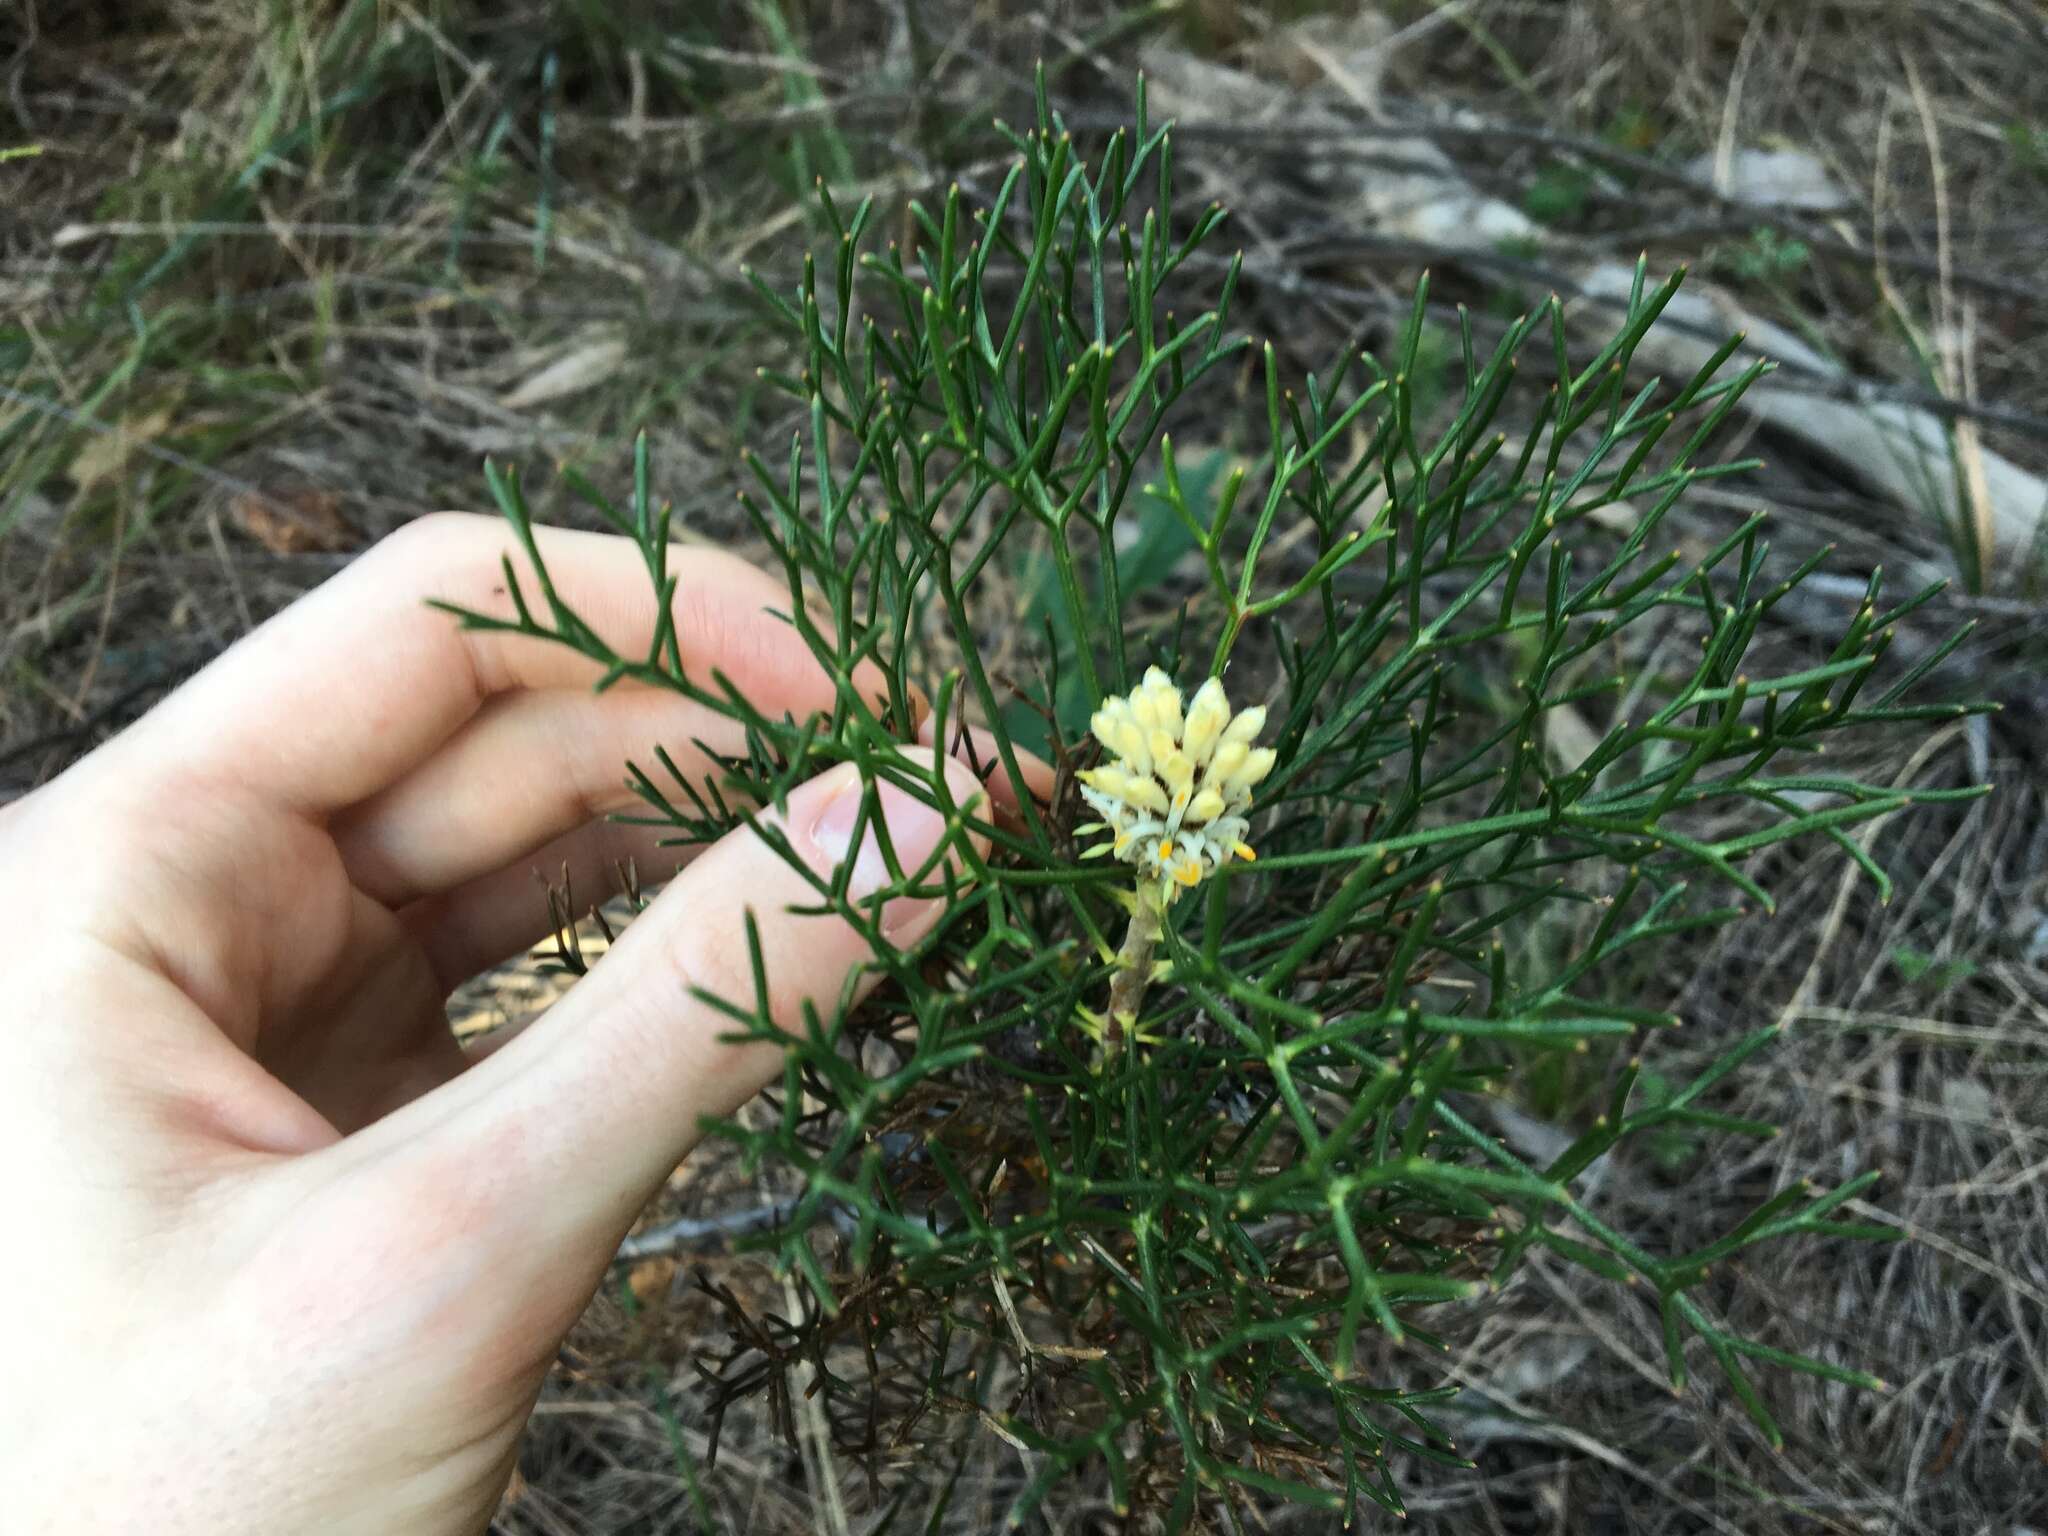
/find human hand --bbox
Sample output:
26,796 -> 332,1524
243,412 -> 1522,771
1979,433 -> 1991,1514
0,514 -> 1026,1535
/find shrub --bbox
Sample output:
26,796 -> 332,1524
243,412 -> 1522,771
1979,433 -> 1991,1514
440,76 -> 1981,1529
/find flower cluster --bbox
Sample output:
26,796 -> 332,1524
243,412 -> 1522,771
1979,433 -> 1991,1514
1078,667 -> 1276,899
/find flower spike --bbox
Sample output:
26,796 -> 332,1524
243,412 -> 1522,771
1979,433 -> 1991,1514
1077,669 -> 1274,902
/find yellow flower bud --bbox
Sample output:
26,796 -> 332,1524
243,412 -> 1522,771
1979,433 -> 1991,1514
1226,746 -> 1277,792
1222,704 -> 1267,746
1110,719 -> 1151,774
1183,677 -> 1230,761
1124,776 -> 1169,816
1207,739 -> 1249,787
1081,765 -> 1128,799
1152,683 -> 1184,738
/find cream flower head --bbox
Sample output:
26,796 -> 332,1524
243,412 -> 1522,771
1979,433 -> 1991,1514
1077,667 -> 1275,899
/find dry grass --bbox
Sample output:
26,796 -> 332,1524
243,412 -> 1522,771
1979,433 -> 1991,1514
4,2 -> 2045,1531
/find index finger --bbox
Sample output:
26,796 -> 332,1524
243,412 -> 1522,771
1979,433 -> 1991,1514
107,513 -> 897,819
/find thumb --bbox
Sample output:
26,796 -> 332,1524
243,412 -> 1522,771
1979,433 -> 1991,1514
360,747 -> 990,1256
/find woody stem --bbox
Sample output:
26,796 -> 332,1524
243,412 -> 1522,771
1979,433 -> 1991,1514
1103,883 -> 1165,1062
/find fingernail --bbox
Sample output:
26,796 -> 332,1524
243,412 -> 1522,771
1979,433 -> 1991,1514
806,769 -> 953,937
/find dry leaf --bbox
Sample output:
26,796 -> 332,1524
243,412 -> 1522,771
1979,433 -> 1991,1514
229,487 -> 356,554
1584,498 -> 1639,535
501,336 -> 626,409
1686,146 -> 1848,211
69,405 -> 174,491
1543,702 -> 1603,774
626,1255 -> 678,1307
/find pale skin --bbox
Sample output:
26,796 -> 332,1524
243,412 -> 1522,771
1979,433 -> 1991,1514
0,514 -> 1044,1535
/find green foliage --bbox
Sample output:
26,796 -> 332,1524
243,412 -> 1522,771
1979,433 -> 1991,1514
750,0 -> 857,199
440,76 -> 1982,1526
2004,119 -> 2048,179
1890,944 -> 1979,990
1630,1069 -> 1711,1173
1602,104 -> 1663,154
1718,225 -> 1812,285
1521,161 -> 1594,225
